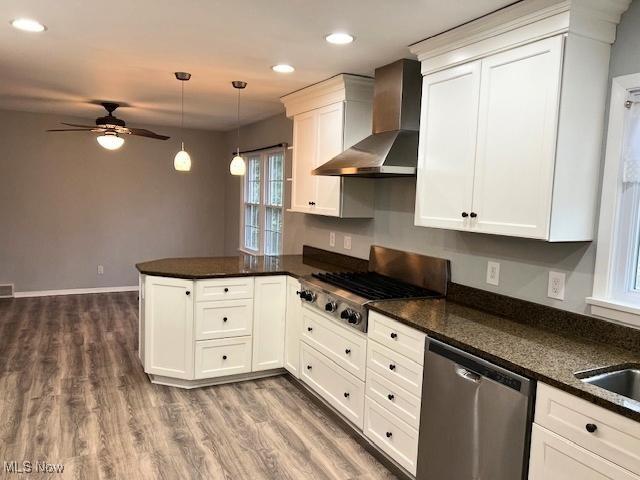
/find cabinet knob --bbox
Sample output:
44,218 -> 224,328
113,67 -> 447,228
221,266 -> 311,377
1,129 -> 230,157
389,364 -> 396,371
388,394 -> 395,401
307,327 -> 313,332
343,392 -> 350,398
390,332 -> 398,339
308,201 -> 316,206
185,291 -> 191,296
223,317 -> 228,322
222,355 -> 227,360
224,288 -> 229,293
586,423 -> 597,433
386,432 -> 393,438
461,212 -> 469,218
470,212 -> 478,218
307,365 -> 312,370
345,348 -> 351,355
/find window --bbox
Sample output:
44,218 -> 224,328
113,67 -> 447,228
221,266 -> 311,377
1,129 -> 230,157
588,73 -> 640,327
241,148 -> 285,255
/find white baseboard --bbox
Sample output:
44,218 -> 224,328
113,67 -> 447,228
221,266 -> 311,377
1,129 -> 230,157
14,285 -> 139,298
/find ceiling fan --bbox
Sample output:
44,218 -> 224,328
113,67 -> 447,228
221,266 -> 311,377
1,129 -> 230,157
47,102 -> 170,150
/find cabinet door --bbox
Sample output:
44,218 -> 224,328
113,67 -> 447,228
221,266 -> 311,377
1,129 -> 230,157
284,277 -> 302,377
314,102 -> 344,216
415,61 -> 481,230
291,110 -> 317,213
472,35 -> 564,239
144,276 -> 194,380
529,425 -> 640,480
252,276 -> 287,371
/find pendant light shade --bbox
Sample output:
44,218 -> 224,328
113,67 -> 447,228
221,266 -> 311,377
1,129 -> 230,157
230,81 -> 247,176
174,71 -> 192,172
97,132 -> 124,150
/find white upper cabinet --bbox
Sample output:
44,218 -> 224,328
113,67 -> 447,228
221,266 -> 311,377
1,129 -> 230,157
411,0 -> 631,241
282,75 -> 375,218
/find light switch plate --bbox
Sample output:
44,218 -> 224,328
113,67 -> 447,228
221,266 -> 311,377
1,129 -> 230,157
486,261 -> 500,286
548,271 -> 566,300
343,236 -> 352,250
97,264 -> 104,275
329,231 -> 336,247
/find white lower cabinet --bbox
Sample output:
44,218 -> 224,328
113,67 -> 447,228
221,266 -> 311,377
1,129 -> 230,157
194,337 -> 252,379
364,397 -> 419,475
284,277 -> 302,377
365,369 -> 421,429
529,425 -> 639,480
252,276 -> 287,372
195,299 -> 253,340
301,342 -> 365,429
529,383 -> 640,479
144,276 -> 194,380
367,339 -> 423,397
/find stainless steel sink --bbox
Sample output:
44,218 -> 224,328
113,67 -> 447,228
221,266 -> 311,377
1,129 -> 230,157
576,367 -> 640,402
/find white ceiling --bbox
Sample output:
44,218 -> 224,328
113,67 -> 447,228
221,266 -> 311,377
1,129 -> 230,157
0,0 -> 514,131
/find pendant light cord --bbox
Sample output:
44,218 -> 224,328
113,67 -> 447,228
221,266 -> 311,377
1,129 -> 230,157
180,80 -> 185,151
236,87 -> 241,156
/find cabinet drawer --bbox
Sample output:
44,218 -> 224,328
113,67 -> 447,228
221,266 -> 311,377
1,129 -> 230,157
535,383 -> 640,476
301,307 -> 367,381
365,369 -> 421,429
364,397 -> 419,475
368,311 -> 426,365
195,277 -> 254,302
194,337 -> 252,379
195,299 -> 253,340
367,340 -> 423,397
301,343 -> 365,429
529,424 -> 640,480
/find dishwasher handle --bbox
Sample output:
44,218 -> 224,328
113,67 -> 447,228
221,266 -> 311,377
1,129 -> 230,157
427,338 -> 531,396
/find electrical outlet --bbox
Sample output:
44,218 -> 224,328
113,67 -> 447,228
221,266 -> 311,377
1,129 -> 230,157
343,236 -> 352,250
97,264 -> 104,275
548,271 -> 566,300
329,231 -> 336,247
486,261 -> 500,286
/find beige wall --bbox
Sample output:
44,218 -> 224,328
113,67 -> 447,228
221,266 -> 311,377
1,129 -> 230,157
0,109 -> 228,292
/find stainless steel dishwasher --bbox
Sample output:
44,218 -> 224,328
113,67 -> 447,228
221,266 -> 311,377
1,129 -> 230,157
416,338 -> 534,480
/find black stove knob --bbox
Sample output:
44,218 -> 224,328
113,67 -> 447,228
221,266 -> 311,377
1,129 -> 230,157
340,309 -> 350,320
325,301 -> 337,312
348,311 -> 362,325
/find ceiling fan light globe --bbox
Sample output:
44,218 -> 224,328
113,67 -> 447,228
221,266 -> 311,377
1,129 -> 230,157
97,133 -> 125,150
230,155 -> 246,176
174,149 -> 192,172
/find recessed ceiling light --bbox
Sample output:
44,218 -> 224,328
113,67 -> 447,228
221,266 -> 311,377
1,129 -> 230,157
10,18 -> 46,32
272,64 -> 295,74
325,32 -> 354,45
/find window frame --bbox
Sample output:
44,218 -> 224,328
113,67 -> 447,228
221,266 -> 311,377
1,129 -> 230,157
239,147 -> 285,256
587,72 -> 640,327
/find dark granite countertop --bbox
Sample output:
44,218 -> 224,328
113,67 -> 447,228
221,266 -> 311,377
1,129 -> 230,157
368,298 -> 640,422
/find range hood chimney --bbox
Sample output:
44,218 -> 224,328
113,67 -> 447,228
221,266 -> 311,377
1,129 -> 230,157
312,58 -> 421,177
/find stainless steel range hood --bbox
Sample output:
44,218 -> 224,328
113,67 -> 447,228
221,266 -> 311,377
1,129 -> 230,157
312,58 -> 421,177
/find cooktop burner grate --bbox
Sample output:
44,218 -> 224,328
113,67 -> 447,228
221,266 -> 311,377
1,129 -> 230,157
312,271 -> 442,301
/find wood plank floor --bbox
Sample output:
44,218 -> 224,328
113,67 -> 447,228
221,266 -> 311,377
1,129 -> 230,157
0,292 -> 396,479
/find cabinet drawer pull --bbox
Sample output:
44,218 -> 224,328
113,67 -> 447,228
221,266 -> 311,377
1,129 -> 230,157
343,392 -> 350,398
388,394 -> 395,401
222,355 -> 227,360
389,364 -> 396,371
461,212 -> 469,218
223,317 -> 228,322
307,327 -> 313,332
307,365 -> 312,370
586,423 -> 598,433
470,212 -> 478,218
224,287 -> 229,293
390,332 -> 398,339
186,291 -> 191,296
345,348 -> 351,355
386,432 -> 393,438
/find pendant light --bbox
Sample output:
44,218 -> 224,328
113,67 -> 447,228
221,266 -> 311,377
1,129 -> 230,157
230,80 -> 247,176
174,72 -> 192,172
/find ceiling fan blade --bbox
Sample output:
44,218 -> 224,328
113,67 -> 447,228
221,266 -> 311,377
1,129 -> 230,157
61,122 -> 100,129
127,127 -> 170,140
47,128 -> 95,132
